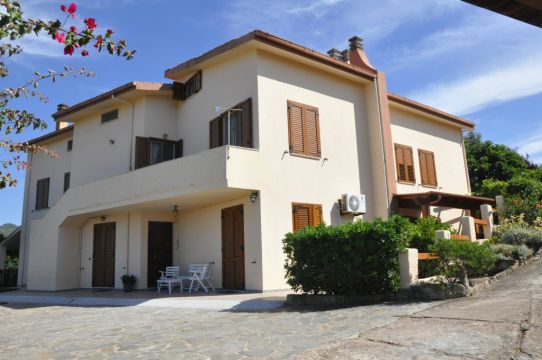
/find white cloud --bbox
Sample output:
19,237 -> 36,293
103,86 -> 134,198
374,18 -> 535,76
409,50 -> 542,115
516,130 -> 542,164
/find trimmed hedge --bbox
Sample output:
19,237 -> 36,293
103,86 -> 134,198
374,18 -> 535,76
431,239 -> 496,280
282,216 -> 413,295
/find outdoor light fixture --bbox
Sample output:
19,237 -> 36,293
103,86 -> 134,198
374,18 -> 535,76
215,105 -> 243,145
173,205 -> 179,218
109,139 -> 115,145
250,191 -> 258,203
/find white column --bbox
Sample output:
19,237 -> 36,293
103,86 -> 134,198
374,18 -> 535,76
480,204 -> 494,239
496,195 -> 505,211
461,216 -> 476,241
435,230 -> 451,240
399,248 -> 418,289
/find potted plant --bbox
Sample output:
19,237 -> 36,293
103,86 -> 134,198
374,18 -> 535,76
120,274 -> 136,292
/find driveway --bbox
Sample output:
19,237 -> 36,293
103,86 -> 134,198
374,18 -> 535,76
0,261 -> 540,359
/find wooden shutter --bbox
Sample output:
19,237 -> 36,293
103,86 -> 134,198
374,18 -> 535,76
36,178 -> 50,210
304,107 -> 320,157
209,117 -> 223,149
288,102 -> 305,154
63,172 -> 70,193
135,137 -> 149,169
172,81 -> 186,101
292,203 -> 323,231
175,139 -> 183,158
419,149 -> 437,186
239,98 -> 253,148
395,144 -> 415,183
194,71 -> 202,93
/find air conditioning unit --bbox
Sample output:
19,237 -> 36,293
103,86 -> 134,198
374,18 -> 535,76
341,193 -> 366,215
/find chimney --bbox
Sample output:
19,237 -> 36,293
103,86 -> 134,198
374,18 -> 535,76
55,103 -> 70,130
347,35 -> 375,71
327,48 -> 342,60
340,49 -> 350,63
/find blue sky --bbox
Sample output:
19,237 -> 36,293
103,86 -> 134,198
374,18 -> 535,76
1,0 -> 541,225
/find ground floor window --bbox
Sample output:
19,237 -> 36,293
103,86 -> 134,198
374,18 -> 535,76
292,203 -> 323,231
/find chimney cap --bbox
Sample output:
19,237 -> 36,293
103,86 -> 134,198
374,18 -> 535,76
348,36 -> 364,51
340,49 -> 350,62
327,48 -> 342,60
57,103 -> 69,112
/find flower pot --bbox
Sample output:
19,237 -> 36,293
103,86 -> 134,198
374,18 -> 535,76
122,282 -> 135,292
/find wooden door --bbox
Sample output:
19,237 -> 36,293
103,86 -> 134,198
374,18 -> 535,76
222,205 -> 245,290
92,222 -> 116,287
147,221 -> 173,288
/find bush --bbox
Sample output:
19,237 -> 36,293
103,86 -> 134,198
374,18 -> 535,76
410,216 -> 451,253
490,244 -> 533,261
497,226 -> 542,252
282,216 -> 414,295
431,239 -> 496,282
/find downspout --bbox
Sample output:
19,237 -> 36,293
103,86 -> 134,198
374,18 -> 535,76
373,76 -> 391,215
126,213 -> 130,275
460,131 -> 472,194
111,95 -> 135,171
20,152 -> 33,287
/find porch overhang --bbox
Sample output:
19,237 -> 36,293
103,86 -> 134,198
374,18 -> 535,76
395,191 -> 495,215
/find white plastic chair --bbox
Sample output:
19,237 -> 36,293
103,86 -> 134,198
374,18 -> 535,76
179,263 -> 216,293
156,266 -> 182,294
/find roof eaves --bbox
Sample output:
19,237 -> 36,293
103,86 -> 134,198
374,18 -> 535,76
27,125 -> 74,145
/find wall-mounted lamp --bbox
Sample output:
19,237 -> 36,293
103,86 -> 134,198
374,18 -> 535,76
163,133 -> 168,140
249,191 -> 258,203
173,205 -> 179,218
109,139 -> 115,145
100,215 -> 107,222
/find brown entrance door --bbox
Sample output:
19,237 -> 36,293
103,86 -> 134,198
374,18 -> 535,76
147,221 -> 173,288
92,222 -> 116,287
221,205 -> 245,290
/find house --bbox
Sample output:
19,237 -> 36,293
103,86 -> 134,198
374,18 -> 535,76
18,30 -> 490,292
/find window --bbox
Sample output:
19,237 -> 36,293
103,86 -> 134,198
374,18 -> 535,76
292,203 -> 323,231
101,109 -> 118,123
287,101 -> 321,158
418,149 -> 437,187
135,137 -> 183,169
67,140 -> 73,152
173,71 -> 202,101
394,144 -> 415,183
63,172 -> 70,193
209,98 -> 252,149
35,177 -> 50,210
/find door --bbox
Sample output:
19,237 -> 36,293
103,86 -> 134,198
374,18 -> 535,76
147,221 -> 173,288
92,222 -> 116,287
222,205 -> 245,290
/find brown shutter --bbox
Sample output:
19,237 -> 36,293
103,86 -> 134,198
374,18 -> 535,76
35,180 -> 42,210
304,107 -> 320,157
63,172 -> 70,193
209,117 -> 222,149
239,98 -> 253,148
135,137 -> 149,169
293,204 -> 311,232
288,102 -> 304,154
312,204 -> 323,227
172,81 -> 186,101
36,177 -> 50,209
194,70 -> 202,93
419,149 -> 437,186
395,144 -> 415,183
395,144 -> 406,182
404,147 -> 415,182
175,139 -> 183,158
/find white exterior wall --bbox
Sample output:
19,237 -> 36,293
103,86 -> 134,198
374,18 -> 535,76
255,51 -> 373,290
390,106 -> 470,224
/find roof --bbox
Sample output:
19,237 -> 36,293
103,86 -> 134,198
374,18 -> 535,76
165,30 -> 377,81
52,81 -> 172,119
462,0 -> 542,28
388,93 -> 475,129
395,191 -> 495,211
28,125 -> 73,145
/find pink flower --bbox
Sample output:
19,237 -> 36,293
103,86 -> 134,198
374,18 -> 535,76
69,26 -> 78,33
81,49 -> 89,57
60,4 -> 67,12
106,29 -> 113,36
84,18 -> 97,30
67,2 -> 76,14
94,35 -> 103,48
55,31 -> 66,44
64,45 -> 74,56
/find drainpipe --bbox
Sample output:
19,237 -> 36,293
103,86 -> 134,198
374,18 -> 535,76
111,95 -> 135,171
126,213 -> 130,275
460,131 -> 472,194
373,76 -> 391,215
19,152 -> 33,287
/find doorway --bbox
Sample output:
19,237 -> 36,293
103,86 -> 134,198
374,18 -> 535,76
221,205 -> 245,290
147,221 -> 173,288
92,222 -> 116,288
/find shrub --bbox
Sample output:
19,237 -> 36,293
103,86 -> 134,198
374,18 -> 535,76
282,216 -> 414,295
513,245 -> 533,261
497,226 -> 542,252
431,239 -> 496,282
410,216 -> 451,253
490,244 -> 533,261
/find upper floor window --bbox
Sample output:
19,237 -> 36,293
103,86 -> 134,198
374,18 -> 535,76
292,203 -> 322,231
63,172 -> 70,193
287,101 -> 321,158
67,139 -> 73,152
135,137 -> 183,169
173,71 -> 202,101
209,98 -> 252,149
101,109 -> 118,124
35,177 -> 50,210
418,149 -> 437,187
394,143 -> 415,184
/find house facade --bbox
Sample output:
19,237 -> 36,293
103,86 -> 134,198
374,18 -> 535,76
18,31 -> 477,292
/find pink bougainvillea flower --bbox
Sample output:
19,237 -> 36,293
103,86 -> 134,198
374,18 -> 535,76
73,42 -> 80,48
81,49 -> 89,57
60,4 -> 67,12
94,35 -> 103,48
64,45 -> 74,56
55,31 -> 66,44
69,26 -> 78,33
84,18 -> 97,30
106,29 -> 113,36
67,2 -> 76,14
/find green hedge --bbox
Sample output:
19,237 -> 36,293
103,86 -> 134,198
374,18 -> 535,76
282,216 -> 413,295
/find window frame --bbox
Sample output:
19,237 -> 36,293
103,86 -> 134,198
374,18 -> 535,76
63,172 -> 71,193
35,177 -> 50,210
67,139 -> 73,152
287,100 -> 321,159
292,202 -> 323,232
148,137 -> 178,165
101,109 -> 119,124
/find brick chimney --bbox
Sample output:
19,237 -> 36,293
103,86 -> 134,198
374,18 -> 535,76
55,103 -> 70,130
348,35 -> 375,71
327,48 -> 342,60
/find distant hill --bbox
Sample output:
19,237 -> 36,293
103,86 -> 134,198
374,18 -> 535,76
0,223 -> 18,239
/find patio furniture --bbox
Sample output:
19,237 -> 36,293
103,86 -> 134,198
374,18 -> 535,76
156,266 -> 182,294
179,263 -> 216,293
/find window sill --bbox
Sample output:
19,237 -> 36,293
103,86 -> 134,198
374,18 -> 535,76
289,152 -> 321,160
397,180 -> 416,186
421,184 -> 438,189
